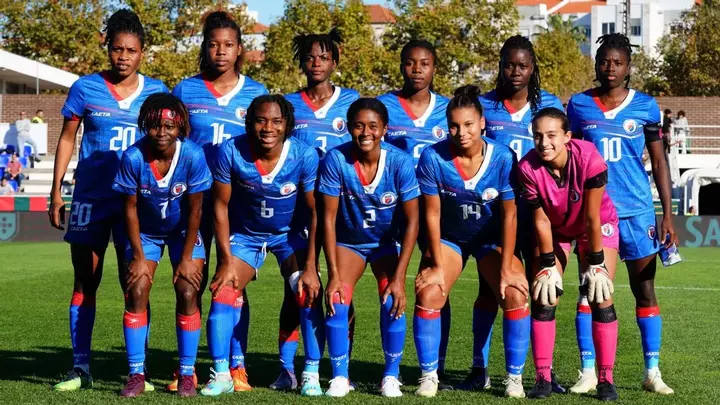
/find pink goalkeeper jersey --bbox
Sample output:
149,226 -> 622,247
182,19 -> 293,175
518,139 -> 617,241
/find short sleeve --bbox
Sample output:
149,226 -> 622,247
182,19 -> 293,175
187,148 -> 212,193
585,146 -> 609,179
213,141 -> 234,184
112,152 -> 139,195
549,94 -> 565,111
395,153 -> 420,201
259,84 -> 270,96
300,145 -> 319,192
498,150 -> 517,201
644,97 -> 663,142
566,97 -> 583,139
416,147 -> 439,196
517,159 -> 540,207
159,81 -> 170,94
170,83 -> 183,99
317,149 -> 343,197
61,79 -> 86,119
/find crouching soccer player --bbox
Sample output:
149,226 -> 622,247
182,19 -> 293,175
517,107 -> 620,401
320,99 -> 420,397
112,93 -> 211,397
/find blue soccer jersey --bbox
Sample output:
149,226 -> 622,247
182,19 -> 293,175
112,138 -> 212,236
318,142 -> 420,248
567,89 -> 661,217
416,138 -> 517,245
172,74 -> 268,164
214,136 -> 319,236
378,91 -> 449,165
286,87 -> 360,158
480,90 -> 564,159
61,72 -> 169,201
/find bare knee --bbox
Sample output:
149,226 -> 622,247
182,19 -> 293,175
416,286 -> 446,310
502,286 -> 528,310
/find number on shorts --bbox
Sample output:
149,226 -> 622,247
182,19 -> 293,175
260,200 -> 274,218
600,137 -> 622,162
461,203 -> 482,220
110,127 -> 137,151
70,202 -> 92,227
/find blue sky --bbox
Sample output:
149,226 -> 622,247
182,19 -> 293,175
241,0 -> 389,25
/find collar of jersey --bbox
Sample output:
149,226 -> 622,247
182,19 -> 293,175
594,88 -> 636,120
257,140 -> 291,184
452,141 -> 493,190
153,139 -> 182,188
354,148 -> 387,194
304,86 -> 342,119
105,73 -> 145,110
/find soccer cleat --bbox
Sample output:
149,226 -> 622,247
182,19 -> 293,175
325,376 -> 351,397
528,378 -> 552,399
642,370 -> 674,395
167,368 -> 197,392
381,376 -> 403,398
200,369 -> 234,396
120,373 -> 146,398
551,371 -> 566,393
53,368 -> 93,391
503,374 -> 526,398
144,379 -> 155,392
596,381 -> 619,401
230,366 -> 252,391
269,370 -> 298,391
300,372 -> 323,397
178,374 -> 197,397
415,372 -> 439,398
437,371 -> 453,391
455,367 -> 491,391
569,369 -> 598,394
349,380 -> 356,391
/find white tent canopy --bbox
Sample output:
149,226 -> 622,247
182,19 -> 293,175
0,50 -> 78,93
676,168 -> 720,214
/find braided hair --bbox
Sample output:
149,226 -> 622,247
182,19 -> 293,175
138,93 -> 190,139
447,85 -> 484,119
199,10 -> 243,73
292,28 -> 342,69
103,9 -> 145,49
595,33 -> 633,88
495,35 -> 541,111
246,95 -> 296,140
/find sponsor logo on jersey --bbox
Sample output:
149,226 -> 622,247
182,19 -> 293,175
583,124 -> 597,130
647,225 -> 656,240
90,111 -> 111,117
488,125 -> 504,131
235,107 -> 247,122
440,189 -> 457,197
171,183 -> 187,197
570,189 -> 580,202
601,223 -> 614,237
623,119 -> 638,134
432,126 -> 446,140
481,188 -> 499,202
332,117 -> 346,133
387,130 -> 407,136
293,123 -> 308,130
140,189 -> 151,195
280,182 -> 297,196
189,108 -> 208,114
381,191 -> 397,205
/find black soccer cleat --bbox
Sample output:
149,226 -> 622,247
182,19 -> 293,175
528,378 -> 552,399
551,371 -> 566,393
455,367 -> 491,391
596,382 -> 619,401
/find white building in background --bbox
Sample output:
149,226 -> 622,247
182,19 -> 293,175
516,0 -> 701,57
0,50 -> 78,94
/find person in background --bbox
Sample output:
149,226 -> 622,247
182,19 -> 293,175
15,111 -> 41,163
0,178 -> 14,196
662,109 -> 673,155
674,111 -> 689,155
32,109 -> 45,124
4,153 -> 25,191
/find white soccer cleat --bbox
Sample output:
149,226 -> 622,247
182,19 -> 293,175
643,369 -> 674,395
415,372 -> 439,398
325,376 -> 351,397
503,374 -> 525,398
569,369 -> 598,394
381,376 -> 403,398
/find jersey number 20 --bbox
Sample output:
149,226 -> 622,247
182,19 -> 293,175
110,127 -> 137,151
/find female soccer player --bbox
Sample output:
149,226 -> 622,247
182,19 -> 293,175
321,99 -> 419,397
171,10 -> 268,392
459,34 -> 565,392
413,85 -> 530,398
112,94 -> 211,397
518,107 -> 620,401
202,95 -> 323,397
567,33 -> 676,395
48,9 -> 168,391
271,28 -> 360,393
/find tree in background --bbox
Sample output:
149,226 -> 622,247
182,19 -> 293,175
628,51 -> 669,96
383,0 -> 519,96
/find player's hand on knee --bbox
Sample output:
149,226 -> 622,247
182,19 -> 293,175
297,270 -> 321,305
500,267 -> 529,300
126,259 -> 152,290
174,259 -> 202,291
532,265 -> 563,306
209,264 -> 239,297
415,265 -> 446,296
382,278 -> 406,319
582,263 -> 614,304
325,278 -> 345,317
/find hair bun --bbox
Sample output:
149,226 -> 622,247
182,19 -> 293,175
328,27 -> 343,44
202,10 -> 234,24
453,85 -> 482,99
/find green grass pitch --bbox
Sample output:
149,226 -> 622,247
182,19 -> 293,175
1,242 -> 719,404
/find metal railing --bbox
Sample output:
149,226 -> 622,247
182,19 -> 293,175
671,125 -> 720,153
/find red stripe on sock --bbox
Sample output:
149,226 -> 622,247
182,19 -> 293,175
415,305 -> 441,320
577,303 -> 592,314
331,283 -> 354,304
504,306 -> 530,320
213,286 -> 241,306
124,311 -> 148,328
279,329 -> 300,343
377,277 -> 389,296
177,311 -> 201,331
636,306 -> 660,318
71,292 -> 96,307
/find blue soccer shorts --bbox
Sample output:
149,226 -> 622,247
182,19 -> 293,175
618,210 -> 660,261
337,242 -> 401,263
229,230 -> 308,271
124,230 -> 205,265
64,197 -> 127,249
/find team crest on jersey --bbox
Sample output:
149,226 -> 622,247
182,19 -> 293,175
647,225 -> 656,240
570,190 -> 580,202
432,126 -> 446,140
332,117 -> 347,133
194,233 -> 203,247
236,107 -> 247,123
171,183 -> 187,197
623,119 -> 638,134
280,182 -> 297,196
381,192 -> 397,205
481,188 -> 499,202
601,223 -> 614,237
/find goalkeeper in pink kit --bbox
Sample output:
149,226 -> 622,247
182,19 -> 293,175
517,107 -> 620,401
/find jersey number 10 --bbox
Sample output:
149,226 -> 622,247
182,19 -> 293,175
600,138 -> 622,162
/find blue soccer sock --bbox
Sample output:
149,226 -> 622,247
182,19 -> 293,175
576,297 -> 596,370
230,291 -> 248,369
207,286 -> 239,373
69,292 -> 95,371
636,306 -> 662,371
123,311 -> 148,375
473,299 -> 498,368
439,300 -> 451,374
414,305 -> 442,374
176,311 -> 201,376
380,293 -> 405,378
326,301 -> 349,378
299,292 -> 325,375
503,306 -> 530,376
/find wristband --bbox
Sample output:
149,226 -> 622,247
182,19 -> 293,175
586,250 -> 605,266
539,252 -> 556,268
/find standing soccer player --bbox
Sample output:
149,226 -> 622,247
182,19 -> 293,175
48,9 -> 168,391
171,10 -> 268,392
567,33 -> 676,395
113,94 -> 211,398
321,99 -> 419,397
413,85 -> 530,398
201,95 -> 323,397
518,108 -> 620,401
458,34 -> 565,392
